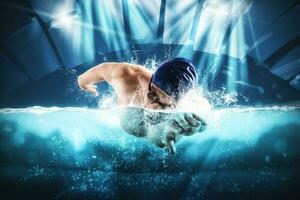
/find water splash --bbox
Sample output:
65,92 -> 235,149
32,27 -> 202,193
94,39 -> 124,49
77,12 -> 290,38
1,105 -> 299,197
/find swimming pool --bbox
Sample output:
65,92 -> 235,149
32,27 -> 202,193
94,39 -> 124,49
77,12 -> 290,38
0,104 -> 299,199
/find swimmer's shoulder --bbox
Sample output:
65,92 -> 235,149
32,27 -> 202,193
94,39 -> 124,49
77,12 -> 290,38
110,62 -> 152,79
102,62 -> 134,79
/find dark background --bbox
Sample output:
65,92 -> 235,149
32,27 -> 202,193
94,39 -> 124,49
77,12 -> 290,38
0,0 -> 300,108
0,1 -> 300,199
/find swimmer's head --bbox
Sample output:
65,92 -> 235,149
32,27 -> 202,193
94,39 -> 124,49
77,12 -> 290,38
148,58 -> 198,106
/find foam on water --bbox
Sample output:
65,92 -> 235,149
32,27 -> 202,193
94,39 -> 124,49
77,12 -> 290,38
0,102 -> 299,151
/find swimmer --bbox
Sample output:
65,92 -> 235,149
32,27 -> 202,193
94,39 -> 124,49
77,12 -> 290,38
78,58 -> 207,154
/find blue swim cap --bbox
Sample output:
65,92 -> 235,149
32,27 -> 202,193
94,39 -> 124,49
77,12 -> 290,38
150,58 -> 198,100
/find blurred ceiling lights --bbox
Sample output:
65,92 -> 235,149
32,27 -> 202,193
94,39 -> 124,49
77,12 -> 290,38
50,10 -> 79,29
203,0 -> 253,17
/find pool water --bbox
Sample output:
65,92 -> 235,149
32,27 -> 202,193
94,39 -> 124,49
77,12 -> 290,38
0,105 -> 300,199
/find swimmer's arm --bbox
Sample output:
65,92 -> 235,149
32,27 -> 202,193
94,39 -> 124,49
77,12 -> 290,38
120,107 -> 183,154
119,107 -> 168,136
77,62 -> 130,95
120,107 -> 207,151
119,107 -> 148,137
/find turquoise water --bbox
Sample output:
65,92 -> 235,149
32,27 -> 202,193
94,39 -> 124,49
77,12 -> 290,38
0,105 -> 299,198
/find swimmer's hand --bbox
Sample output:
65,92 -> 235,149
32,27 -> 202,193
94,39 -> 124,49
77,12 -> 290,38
162,120 -> 181,154
170,112 -> 207,136
163,113 -> 207,154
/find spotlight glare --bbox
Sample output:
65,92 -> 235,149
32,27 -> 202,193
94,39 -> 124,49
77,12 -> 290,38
203,1 -> 230,16
203,0 -> 253,17
50,13 -> 78,29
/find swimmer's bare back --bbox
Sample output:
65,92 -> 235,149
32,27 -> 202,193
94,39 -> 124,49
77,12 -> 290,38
120,107 -> 207,154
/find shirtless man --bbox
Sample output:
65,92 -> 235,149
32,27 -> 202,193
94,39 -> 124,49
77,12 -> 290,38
78,58 -> 207,154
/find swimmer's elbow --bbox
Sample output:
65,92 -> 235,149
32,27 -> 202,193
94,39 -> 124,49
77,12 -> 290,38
77,75 -> 86,89
119,108 -> 148,137
120,118 -> 147,137
77,64 -> 107,88
77,74 -> 92,90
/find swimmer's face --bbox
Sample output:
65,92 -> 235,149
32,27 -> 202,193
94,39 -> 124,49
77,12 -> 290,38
147,83 -> 176,109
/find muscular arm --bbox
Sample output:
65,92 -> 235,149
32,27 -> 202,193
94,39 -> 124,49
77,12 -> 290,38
119,106 -> 169,136
119,107 -> 207,154
119,107 -> 171,148
77,62 -> 128,95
